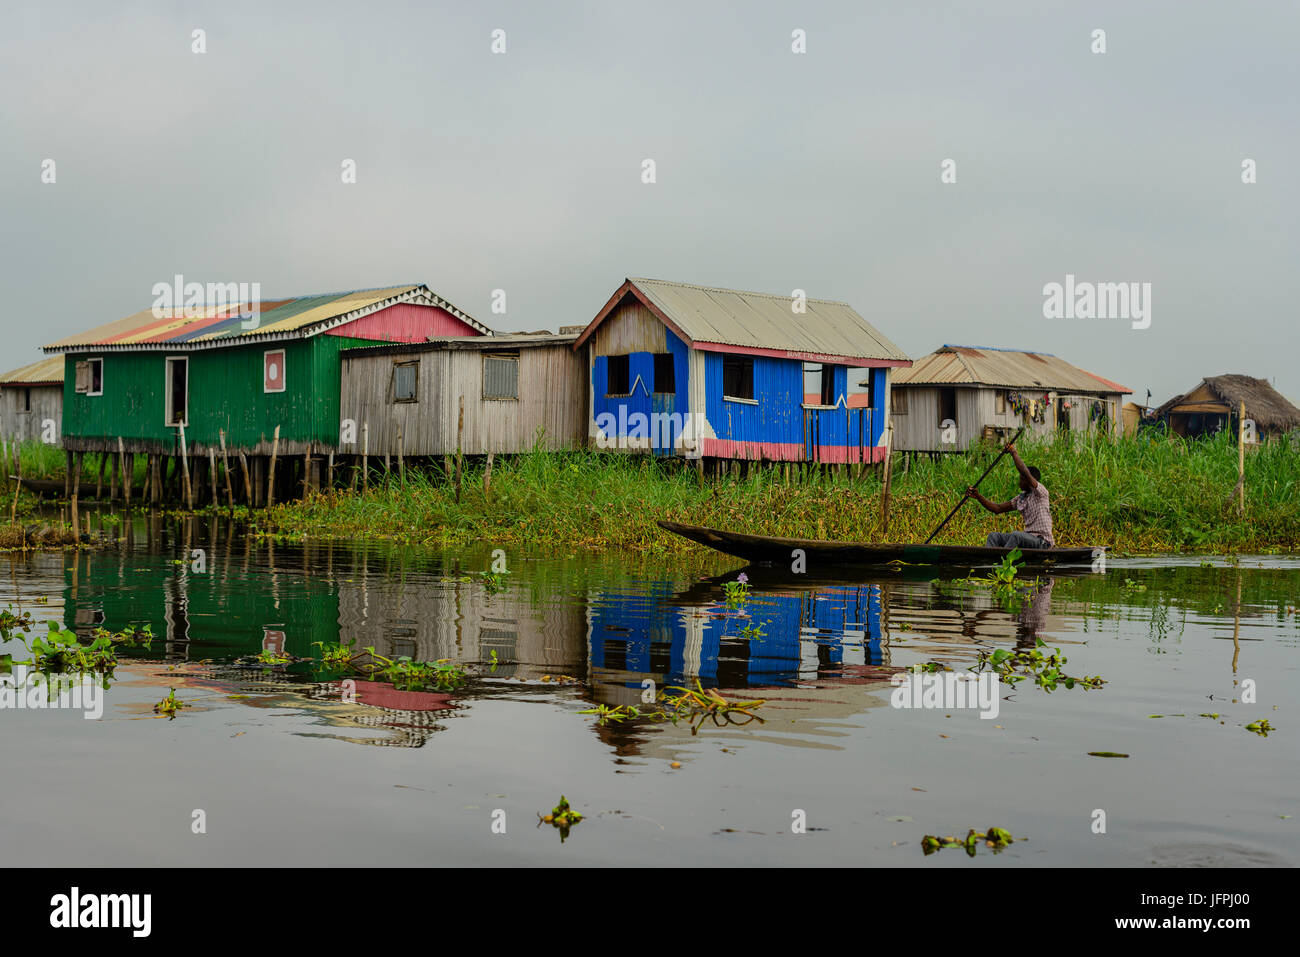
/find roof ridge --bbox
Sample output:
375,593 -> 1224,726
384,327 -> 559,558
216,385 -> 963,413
630,277 -> 851,307
941,344 -> 1058,358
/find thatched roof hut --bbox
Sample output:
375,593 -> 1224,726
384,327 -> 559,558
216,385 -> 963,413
1156,374 -> 1300,438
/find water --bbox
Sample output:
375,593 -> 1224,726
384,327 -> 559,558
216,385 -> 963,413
1,513 -> 1297,866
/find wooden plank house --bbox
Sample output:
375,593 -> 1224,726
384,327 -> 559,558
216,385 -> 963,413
891,345 -> 1131,453
42,284 -> 489,503
0,354 -> 64,446
573,278 -> 912,466
338,332 -> 587,459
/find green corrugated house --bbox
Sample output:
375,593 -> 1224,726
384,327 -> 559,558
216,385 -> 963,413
43,283 -> 489,501
44,283 -> 488,456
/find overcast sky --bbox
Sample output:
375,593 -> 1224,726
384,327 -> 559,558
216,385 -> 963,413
3,1 -> 1296,405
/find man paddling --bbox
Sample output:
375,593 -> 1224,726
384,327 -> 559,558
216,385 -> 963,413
966,442 -> 1054,550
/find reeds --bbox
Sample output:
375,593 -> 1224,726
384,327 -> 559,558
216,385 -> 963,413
261,429 -> 1300,554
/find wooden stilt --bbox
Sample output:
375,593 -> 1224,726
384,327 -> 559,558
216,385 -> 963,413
179,423 -> 193,510
361,423 -> 369,493
238,451 -> 252,505
267,425 -> 280,507
219,430 -> 234,508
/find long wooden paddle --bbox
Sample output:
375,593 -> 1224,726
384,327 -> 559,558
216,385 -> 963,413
923,426 -> 1026,544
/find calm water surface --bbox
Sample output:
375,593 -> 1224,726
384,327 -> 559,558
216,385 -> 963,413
2,513 -> 1297,867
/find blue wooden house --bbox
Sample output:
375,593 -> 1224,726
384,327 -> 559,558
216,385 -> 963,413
572,278 -> 911,463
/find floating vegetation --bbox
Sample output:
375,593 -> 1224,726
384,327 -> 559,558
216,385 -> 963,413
253,649 -> 293,665
976,637 -> 1105,692
154,688 -> 187,719
480,570 -> 509,595
933,550 -> 1044,613
915,661 -> 950,673
311,639 -> 360,667
1245,719 -> 1274,737
538,795 -> 583,841
921,826 -> 1015,857
1088,751 -> 1129,758
2,610 -> 151,681
737,621 -> 767,642
662,681 -> 767,734
364,651 -> 468,692
578,679 -> 766,735
722,573 -> 750,610
576,703 -> 646,724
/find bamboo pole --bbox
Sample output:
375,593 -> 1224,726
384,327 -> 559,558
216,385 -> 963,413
327,451 -> 334,492
267,425 -> 280,507
109,451 -> 119,502
178,422 -> 193,510
238,451 -> 252,505
361,422 -> 369,493
397,427 -> 405,488
880,426 -> 892,536
220,430 -> 234,508
95,451 -> 106,500
483,450 -> 493,502
1238,400 -> 1246,517
209,449 -> 218,504
454,396 -> 464,504
71,451 -> 82,537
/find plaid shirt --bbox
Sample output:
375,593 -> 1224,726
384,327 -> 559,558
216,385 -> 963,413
1014,483 -> 1054,546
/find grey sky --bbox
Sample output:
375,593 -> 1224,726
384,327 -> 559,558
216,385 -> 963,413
3,1 -> 1296,405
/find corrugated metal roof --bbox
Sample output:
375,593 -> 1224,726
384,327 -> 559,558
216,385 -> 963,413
0,354 -> 64,385
894,345 -> 1131,394
591,278 -> 910,362
42,284 -> 489,352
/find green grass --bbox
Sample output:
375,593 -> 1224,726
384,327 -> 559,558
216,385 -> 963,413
257,429 -> 1300,555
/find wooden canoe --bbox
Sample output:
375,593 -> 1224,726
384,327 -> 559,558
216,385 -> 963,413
658,521 -> 1102,568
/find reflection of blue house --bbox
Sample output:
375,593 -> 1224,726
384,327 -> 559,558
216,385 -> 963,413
588,583 -> 885,693
573,278 -> 911,462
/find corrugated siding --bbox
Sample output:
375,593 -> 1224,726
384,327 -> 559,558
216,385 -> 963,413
341,345 -> 586,456
60,334 -> 371,453
893,385 -> 1124,450
321,303 -> 480,342
0,384 -> 62,443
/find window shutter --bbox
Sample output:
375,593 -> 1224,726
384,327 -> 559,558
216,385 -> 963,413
75,361 -> 90,393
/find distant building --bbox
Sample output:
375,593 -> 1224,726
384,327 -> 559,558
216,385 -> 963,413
1155,374 -> 1300,441
891,345 -> 1131,452
0,354 -> 63,444
573,278 -> 911,464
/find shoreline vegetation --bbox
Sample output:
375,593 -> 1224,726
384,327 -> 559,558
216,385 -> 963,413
250,431 -> 1300,556
3,430 -> 1296,556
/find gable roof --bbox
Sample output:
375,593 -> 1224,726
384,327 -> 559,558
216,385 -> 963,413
1156,374 -> 1300,431
893,344 -> 1131,394
0,354 -> 64,386
42,284 -> 489,353
575,278 -> 910,365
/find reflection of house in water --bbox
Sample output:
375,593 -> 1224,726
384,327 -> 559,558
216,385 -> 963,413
587,581 -> 888,706
336,575 -> 587,679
